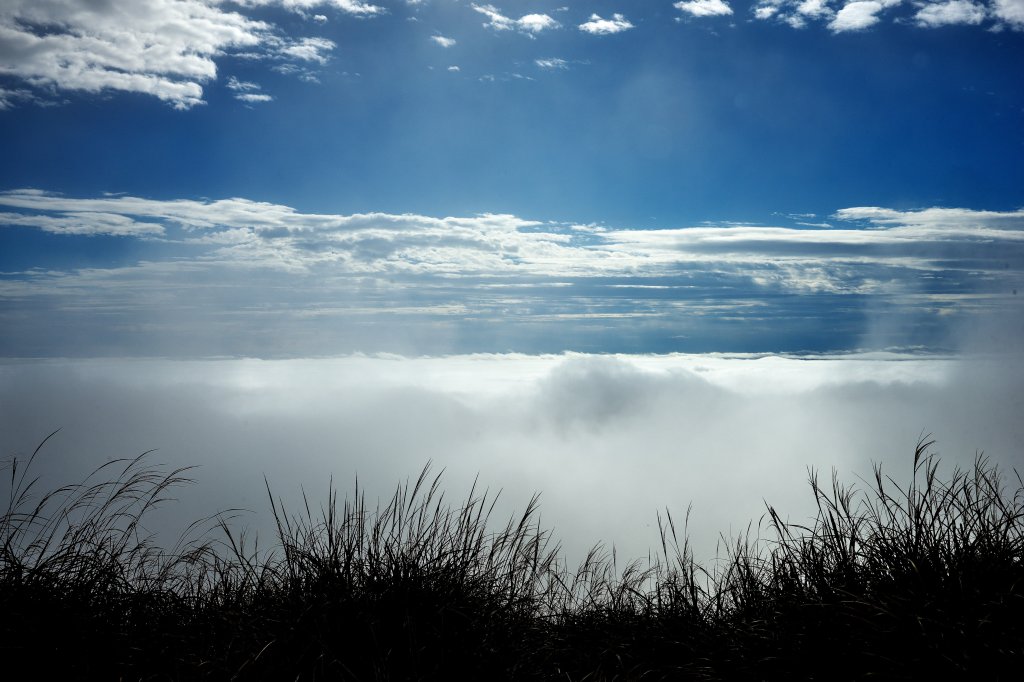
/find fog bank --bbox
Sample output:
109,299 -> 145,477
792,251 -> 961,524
2,352 -> 1021,565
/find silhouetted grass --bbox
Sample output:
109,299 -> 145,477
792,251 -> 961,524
2,433 -> 1021,679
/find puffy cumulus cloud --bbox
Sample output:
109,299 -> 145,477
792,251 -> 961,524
992,0 -> 1024,27
796,0 -> 835,17
517,13 -> 560,32
751,0 -> 1005,29
0,0 -> 268,109
914,0 -> 987,25
0,0 -> 357,109
751,0 -> 844,30
430,35 -> 456,47
2,353 -> 1021,568
578,13 -> 634,34
674,0 -> 735,18
828,0 -> 897,31
471,4 -> 560,35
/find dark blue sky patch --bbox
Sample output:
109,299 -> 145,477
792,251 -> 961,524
0,1 -> 1022,357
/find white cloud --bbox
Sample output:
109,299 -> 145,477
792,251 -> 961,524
2,353 -> 1020,568
0,0 -> 269,109
234,93 -> 274,102
224,76 -> 272,103
755,0 -> 971,29
0,0 -> 348,109
578,13 -> 635,34
3,191 -> 1023,280
471,4 -> 560,34
1,189 -> 1021,359
674,0 -> 735,18
797,0 -> 834,17
828,1 -> 887,30
517,13 -> 560,33
832,205 -> 1024,232
271,36 -> 337,64
0,211 -> 165,237
0,86 -> 37,110
914,0 -> 987,25
431,35 -> 457,47
471,3 -> 514,30
231,0 -> 384,17
535,58 -> 569,69
219,75 -> 276,103
992,0 -> 1024,27
226,76 -> 260,92
447,65 -> 460,72
2,191 -> 1021,362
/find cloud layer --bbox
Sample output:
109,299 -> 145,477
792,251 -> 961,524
2,353 -> 1020,566
1,189 -> 1021,357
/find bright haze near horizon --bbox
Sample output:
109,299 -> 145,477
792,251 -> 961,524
1,0 -> 1023,565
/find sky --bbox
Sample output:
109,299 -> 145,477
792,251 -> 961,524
1,1 -> 1023,565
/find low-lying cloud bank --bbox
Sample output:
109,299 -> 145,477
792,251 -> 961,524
2,352 -> 1020,564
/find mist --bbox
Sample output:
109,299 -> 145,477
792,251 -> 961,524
1,351 -> 1020,566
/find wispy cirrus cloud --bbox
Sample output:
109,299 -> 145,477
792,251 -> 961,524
226,76 -> 273,103
535,58 -> 569,70
0,86 -> 38,110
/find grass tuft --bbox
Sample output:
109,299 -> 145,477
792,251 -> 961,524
2,434 -> 1022,679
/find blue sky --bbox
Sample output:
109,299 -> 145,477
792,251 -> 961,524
1,0 -> 1023,358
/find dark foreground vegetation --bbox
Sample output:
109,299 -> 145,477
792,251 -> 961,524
2,434 -> 1022,680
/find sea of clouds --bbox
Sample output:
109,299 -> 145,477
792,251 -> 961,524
2,351 -> 1021,566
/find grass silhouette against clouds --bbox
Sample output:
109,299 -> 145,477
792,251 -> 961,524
2,432 -> 1022,679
